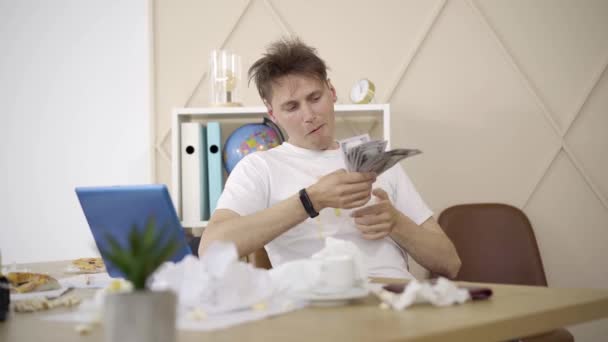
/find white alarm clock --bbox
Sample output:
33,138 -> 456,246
350,79 -> 376,104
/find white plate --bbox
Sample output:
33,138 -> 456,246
292,286 -> 369,306
10,286 -> 71,301
59,273 -> 112,289
64,265 -> 106,274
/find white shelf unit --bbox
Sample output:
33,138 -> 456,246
172,103 -> 391,229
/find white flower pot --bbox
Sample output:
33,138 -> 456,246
104,290 -> 177,342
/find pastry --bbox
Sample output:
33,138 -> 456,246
71,257 -> 105,272
7,272 -> 61,293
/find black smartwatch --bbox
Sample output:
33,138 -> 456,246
299,188 -> 319,218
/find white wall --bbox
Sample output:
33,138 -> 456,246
0,0 -> 152,263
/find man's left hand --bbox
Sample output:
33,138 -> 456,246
351,188 -> 398,240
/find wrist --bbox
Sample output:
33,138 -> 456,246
305,185 -> 324,212
390,212 -> 413,239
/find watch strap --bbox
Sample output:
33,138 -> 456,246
299,188 -> 319,218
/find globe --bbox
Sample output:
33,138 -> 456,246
223,120 -> 284,174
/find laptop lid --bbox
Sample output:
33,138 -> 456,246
75,184 -> 192,278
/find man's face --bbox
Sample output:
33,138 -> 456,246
265,74 -> 337,150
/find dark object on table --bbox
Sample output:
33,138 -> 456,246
382,283 -> 493,301
0,275 -> 9,321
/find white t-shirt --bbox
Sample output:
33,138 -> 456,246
216,142 -> 433,279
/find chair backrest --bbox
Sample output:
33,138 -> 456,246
250,248 -> 272,269
438,203 -> 547,286
189,236 -> 272,269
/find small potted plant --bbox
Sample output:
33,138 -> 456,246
99,217 -> 179,342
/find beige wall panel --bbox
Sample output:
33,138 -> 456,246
188,0 -> 286,107
475,0 -> 608,130
155,0 -> 250,131
270,0 -> 438,103
390,0 -> 560,212
156,145 -> 171,187
527,152 -> 608,288
566,70 -> 608,201
527,152 -> 608,339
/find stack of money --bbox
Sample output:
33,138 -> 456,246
339,134 -> 422,175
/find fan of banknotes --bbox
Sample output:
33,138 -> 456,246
339,134 -> 422,175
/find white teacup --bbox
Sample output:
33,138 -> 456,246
314,255 -> 357,294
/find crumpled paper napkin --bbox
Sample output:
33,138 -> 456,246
150,241 -> 275,314
45,238 -> 371,332
371,277 -> 470,310
151,237 -> 367,305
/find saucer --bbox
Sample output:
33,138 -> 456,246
292,286 -> 369,306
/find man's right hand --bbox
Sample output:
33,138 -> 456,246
307,169 -> 376,211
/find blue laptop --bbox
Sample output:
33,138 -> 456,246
75,184 -> 192,278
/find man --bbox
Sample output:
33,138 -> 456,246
199,38 -> 461,279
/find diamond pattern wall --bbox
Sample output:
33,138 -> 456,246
390,0 -> 561,211
566,69 -> 608,202
476,0 -> 608,131
154,1 -> 608,339
270,0 -> 438,103
154,0 -> 250,132
526,151 -> 608,341
188,0 -> 286,107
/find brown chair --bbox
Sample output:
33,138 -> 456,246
249,248 -> 272,269
189,235 -> 273,269
438,203 -> 573,342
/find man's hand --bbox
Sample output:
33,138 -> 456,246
307,169 -> 376,211
350,188 -> 398,240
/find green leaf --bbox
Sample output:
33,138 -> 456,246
99,246 -> 128,273
129,223 -> 141,256
142,217 -> 156,252
99,216 -> 180,290
154,235 -> 179,266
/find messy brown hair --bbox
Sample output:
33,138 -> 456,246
248,37 -> 329,102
